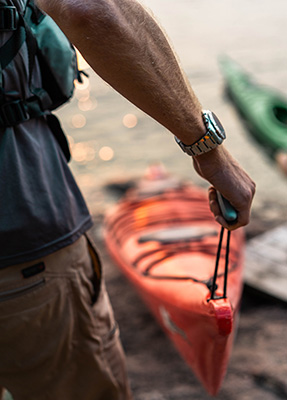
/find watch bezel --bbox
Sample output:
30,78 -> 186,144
202,110 -> 226,143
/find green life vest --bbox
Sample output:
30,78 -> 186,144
0,0 -> 86,161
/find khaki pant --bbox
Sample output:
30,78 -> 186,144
0,235 -> 132,400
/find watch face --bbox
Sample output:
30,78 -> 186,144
210,112 -> 226,139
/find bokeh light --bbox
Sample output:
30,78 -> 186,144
99,146 -> 114,161
71,142 -> 96,163
75,90 -> 90,101
78,98 -> 97,111
71,114 -> 87,129
123,113 -> 138,128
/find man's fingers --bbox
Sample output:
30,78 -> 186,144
236,208 -> 251,228
208,187 -> 220,216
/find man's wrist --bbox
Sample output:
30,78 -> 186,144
176,119 -> 206,146
174,110 -> 226,157
193,144 -> 223,162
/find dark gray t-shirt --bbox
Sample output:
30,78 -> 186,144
0,1 -> 93,267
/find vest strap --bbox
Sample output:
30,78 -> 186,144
0,96 -> 47,127
0,99 -> 29,126
0,99 -> 71,162
0,24 -> 25,70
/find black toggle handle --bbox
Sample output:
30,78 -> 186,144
216,191 -> 238,224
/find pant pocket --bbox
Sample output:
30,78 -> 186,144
0,278 -> 45,303
84,233 -> 102,304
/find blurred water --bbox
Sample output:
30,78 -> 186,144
143,0 -> 287,74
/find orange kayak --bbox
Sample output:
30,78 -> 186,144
103,167 -> 245,395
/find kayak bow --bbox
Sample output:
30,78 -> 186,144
219,55 -> 287,155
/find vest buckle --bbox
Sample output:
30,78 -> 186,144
0,100 -> 29,127
0,6 -> 18,31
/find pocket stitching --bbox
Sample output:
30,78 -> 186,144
0,278 -> 46,303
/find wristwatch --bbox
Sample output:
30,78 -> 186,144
174,110 -> 226,156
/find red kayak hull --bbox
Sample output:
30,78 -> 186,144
104,172 -> 245,395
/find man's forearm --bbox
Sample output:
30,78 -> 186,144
37,0 -> 205,144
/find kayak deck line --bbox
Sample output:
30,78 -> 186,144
132,240 -> 239,291
107,187 -> 240,297
111,216 -> 215,247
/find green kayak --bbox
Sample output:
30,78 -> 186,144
219,56 -> 287,156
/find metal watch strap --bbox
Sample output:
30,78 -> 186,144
175,133 -> 218,156
174,110 -> 225,156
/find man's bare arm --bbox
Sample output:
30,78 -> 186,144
36,0 -> 255,229
37,0 -> 205,143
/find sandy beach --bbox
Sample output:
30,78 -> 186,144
53,0 -> 287,398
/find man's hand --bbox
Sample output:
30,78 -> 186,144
193,146 -> 256,230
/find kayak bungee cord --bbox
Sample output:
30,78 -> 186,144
132,227 -> 237,295
107,187 -> 238,300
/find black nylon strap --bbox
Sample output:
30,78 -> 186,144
18,7 -> 37,89
46,114 -> 71,162
22,4 -> 53,110
0,23 -> 25,70
0,100 -> 71,162
0,99 -> 29,126
0,97 -> 45,127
